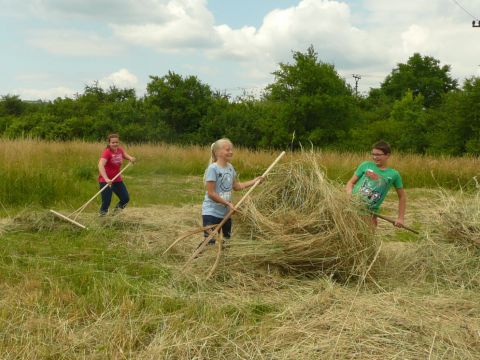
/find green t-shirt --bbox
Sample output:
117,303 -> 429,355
352,161 -> 403,211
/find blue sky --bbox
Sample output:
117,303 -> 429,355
1,0 -> 479,100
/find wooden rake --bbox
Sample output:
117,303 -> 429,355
50,162 -> 132,229
374,212 -> 419,234
164,151 -> 286,278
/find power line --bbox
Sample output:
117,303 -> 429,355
451,0 -> 479,20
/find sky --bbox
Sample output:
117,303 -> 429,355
1,0 -> 480,100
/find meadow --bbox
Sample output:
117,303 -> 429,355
0,139 -> 479,359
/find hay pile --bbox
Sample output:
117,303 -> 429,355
233,154 -> 378,279
0,217 -> 14,235
435,191 -> 480,247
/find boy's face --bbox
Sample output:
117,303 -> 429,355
371,148 -> 389,167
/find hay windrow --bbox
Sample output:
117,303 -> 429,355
232,154 -> 378,279
434,190 -> 480,247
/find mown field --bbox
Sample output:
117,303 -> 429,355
0,139 -> 479,359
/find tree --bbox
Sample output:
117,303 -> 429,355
427,77 -> 480,155
198,95 -> 263,148
145,71 -> 214,141
380,53 -> 457,108
388,91 -> 427,152
0,95 -> 25,116
264,45 -> 355,147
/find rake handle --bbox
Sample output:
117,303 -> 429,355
184,151 -> 286,266
72,162 -> 132,217
235,151 -> 286,209
374,213 -> 419,234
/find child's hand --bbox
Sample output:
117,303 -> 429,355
226,202 -> 237,212
129,157 -> 136,164
394,218 -> 404,227
254,176 -> 265,184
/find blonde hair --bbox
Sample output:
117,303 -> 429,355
204,138 -> 233,183
209,138 -> 233,164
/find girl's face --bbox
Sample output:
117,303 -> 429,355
109,137 -> 120,151
217,142 -> 233,162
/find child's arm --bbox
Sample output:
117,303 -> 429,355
206,181 -> 236,211
395,188 -> 406,227
98,158 -> 112,185
345,174 -> 359,194
123,151 -> 136,163
233,176 -> 264,191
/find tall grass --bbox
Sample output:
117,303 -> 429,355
1,138 -> 479,209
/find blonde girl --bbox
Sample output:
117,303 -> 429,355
201,138 -> 262,244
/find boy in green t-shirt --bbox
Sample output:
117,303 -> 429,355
346,141 -> 406,228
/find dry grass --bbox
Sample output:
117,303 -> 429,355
230,154 -> 377,279
433,190 -> 480,247
2,200 -> 480,358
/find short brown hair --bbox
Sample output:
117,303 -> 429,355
106,133 -> 120,149
372,140 -> 391,155
107,133 -> 120,142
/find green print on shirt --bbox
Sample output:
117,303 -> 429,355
357,171 -> 391,208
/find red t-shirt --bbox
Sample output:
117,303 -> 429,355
98,147 -> 125,183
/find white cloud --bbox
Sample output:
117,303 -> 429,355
111,0 -> 218,50
207,0 -> 385,88
211,0 -> 479,92
28,29 -> 122,56
13,86 -> 77,100
3,0 -> 480,95
99,68 -> 139,88
15,72 -> 52,82
401,25 -> 432,55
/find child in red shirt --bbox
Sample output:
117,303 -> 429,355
98,134 -> 136,215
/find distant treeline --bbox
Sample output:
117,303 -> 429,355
1,46 -> 479,155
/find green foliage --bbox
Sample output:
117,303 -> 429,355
381,53 -> 457,108
145,71 -> 214,141
426,77 -> 480,155
198,95 -> 263,148
0,94 -> 26,116
388,91 -> 427,152
0,49 -> 479,155
265,45 -> 355,147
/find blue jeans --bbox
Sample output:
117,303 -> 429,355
202,215 -> 232,244
99,181 -> 130,215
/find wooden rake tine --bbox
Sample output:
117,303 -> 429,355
183,151 -> 286,271
163,224 -> 217,255
206,231 -> 223,279
183,210 -> 232,269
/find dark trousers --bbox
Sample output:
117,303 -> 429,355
99,181 -> 130,215
202,215 -> 232,244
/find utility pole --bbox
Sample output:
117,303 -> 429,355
352,74 -> 361,97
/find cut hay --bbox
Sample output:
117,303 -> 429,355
233,154 -> 378,279
0,217 -> 15,235
435,190 -> 480,246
